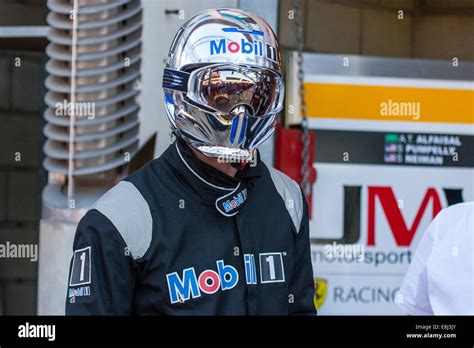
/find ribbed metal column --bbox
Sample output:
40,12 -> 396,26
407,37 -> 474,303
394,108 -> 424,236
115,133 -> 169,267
43,0 -> 142,216
38,0 -> 143,314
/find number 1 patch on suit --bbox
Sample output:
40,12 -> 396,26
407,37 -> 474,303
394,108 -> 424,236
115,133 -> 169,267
69,246 -> 91,286
259,252 -> 285,283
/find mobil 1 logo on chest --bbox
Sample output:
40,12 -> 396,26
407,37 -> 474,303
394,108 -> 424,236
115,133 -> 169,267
167,252 -> 286,304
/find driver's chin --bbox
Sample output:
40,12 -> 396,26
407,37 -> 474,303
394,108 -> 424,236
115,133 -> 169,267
197,146 -> 254,163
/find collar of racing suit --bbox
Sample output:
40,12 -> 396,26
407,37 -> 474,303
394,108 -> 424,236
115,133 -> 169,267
167,138 -> 262,216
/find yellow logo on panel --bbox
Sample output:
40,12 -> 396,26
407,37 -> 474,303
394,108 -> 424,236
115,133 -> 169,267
314,278 -> 327,310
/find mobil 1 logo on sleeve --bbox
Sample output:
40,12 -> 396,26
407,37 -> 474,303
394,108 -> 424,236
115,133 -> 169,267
259,252 -> 285,283
69,246 -> 91,286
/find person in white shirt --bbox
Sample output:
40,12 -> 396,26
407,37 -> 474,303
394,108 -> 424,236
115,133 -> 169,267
398,202 -> 474,315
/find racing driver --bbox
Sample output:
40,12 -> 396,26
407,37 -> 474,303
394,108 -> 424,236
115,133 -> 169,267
66,8 -> 316,315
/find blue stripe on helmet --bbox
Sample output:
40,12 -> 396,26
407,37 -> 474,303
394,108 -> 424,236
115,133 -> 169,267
230,116 -> 239,144
237,115 -> 247,145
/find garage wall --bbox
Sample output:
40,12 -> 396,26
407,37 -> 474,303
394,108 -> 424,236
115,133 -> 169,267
0,0 -> 47,315
279,0 -> 474,61
0,51 -> 45,315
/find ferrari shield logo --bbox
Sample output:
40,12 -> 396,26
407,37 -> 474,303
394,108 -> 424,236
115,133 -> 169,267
314,278 -> 327,310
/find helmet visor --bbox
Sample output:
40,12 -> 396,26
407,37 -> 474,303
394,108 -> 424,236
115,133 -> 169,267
187,64 -> 284,117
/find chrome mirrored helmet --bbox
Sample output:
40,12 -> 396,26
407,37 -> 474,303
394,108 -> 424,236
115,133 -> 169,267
162,8 -> 284,161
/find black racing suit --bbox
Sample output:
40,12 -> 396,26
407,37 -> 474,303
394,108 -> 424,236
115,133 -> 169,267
65,139 -> 316,315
